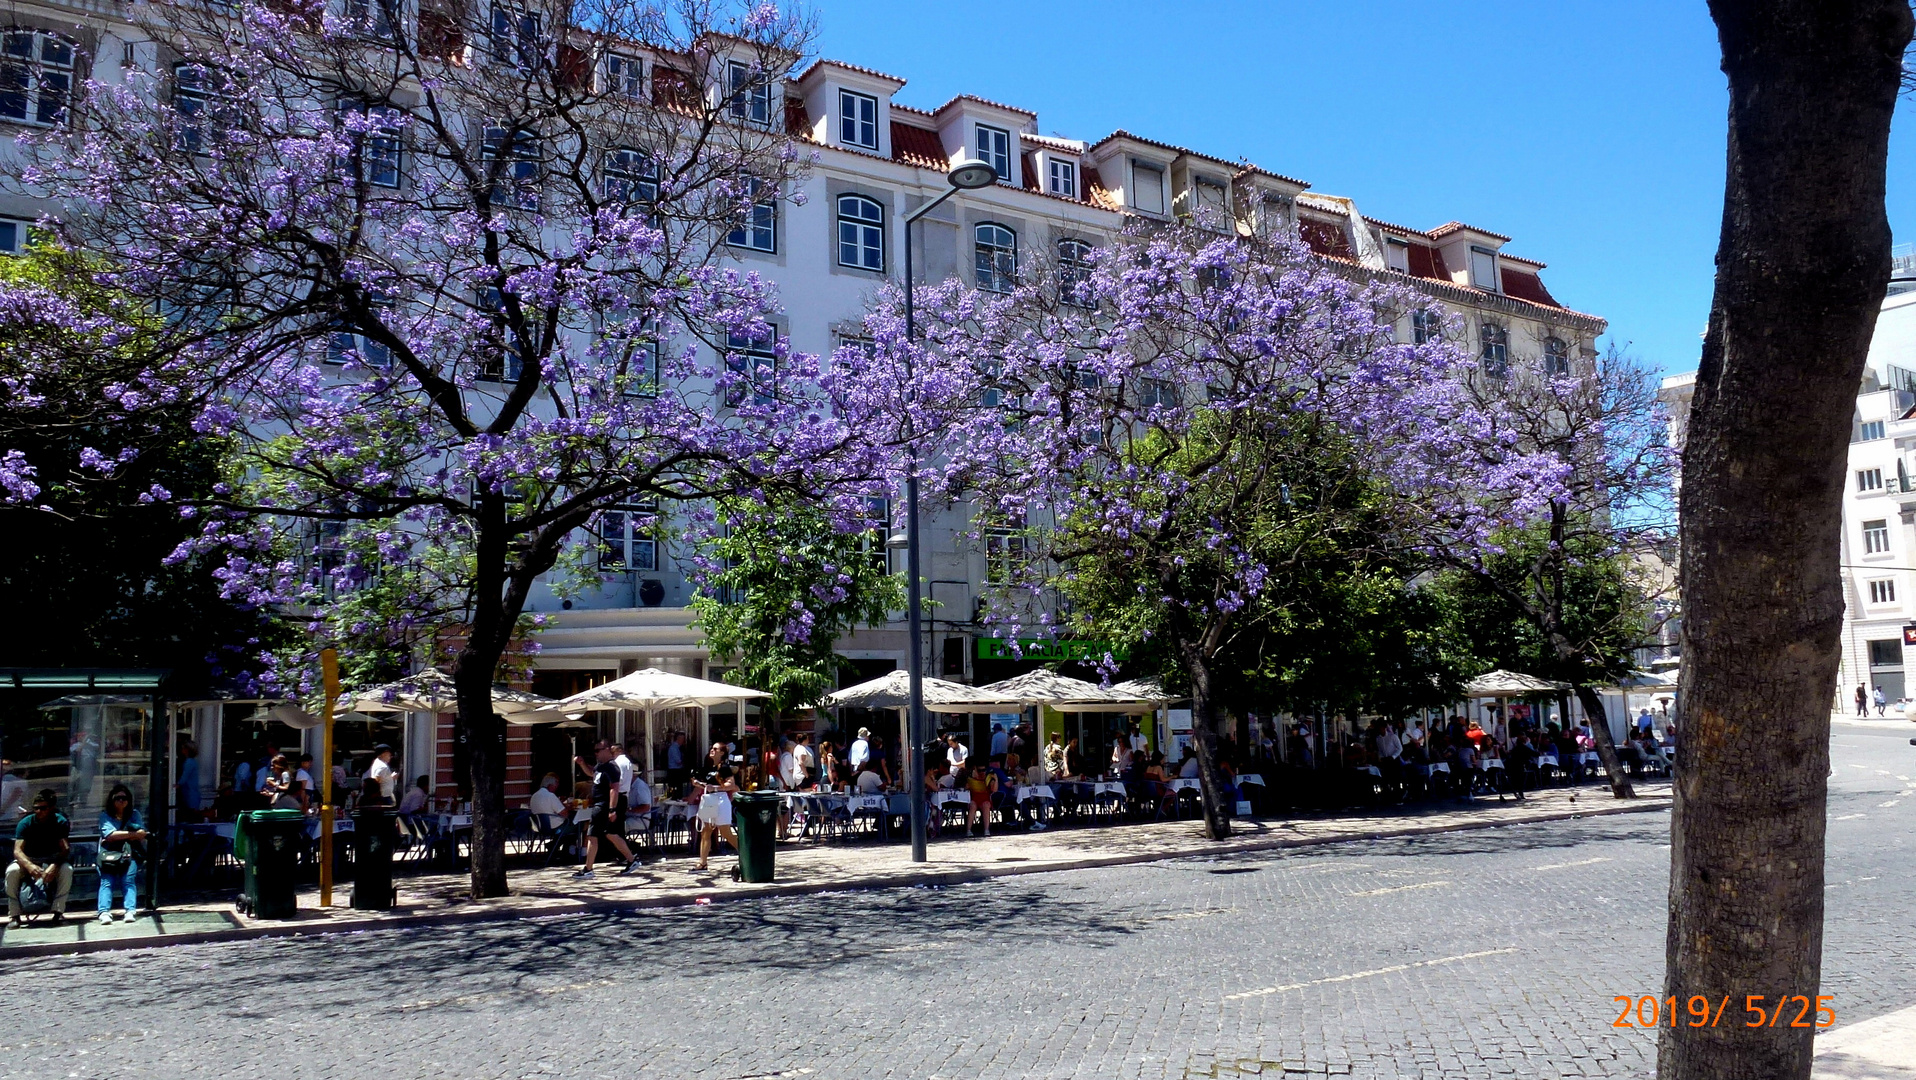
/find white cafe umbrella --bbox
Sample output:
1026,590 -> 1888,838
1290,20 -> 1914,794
979,669 -> 1165,713
555,669 -> 769,784
821,670 -> 1021,713
341,668 -> 562,715
554,667 -> 769,712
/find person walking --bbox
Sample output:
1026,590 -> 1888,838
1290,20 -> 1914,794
1875,685 -> 1889,716
96,785 -> 148,923
694,765 -> 740,872
573,742 -> 638,880
1856,683 -> 1870,717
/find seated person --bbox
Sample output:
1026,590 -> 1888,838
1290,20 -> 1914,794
627,771 -> 654,816
855,761 -> 886,795
7,790 -> 72,927
396,776 -> 431,816
1178,751 -> 1200,779
529,773 -> 567,830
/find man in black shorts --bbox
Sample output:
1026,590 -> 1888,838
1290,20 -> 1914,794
573,742 -> 636,880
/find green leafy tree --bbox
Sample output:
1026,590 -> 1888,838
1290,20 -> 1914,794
691,494 -> 904,716
0,245 -> 278,692
1056,415 -> 1469,776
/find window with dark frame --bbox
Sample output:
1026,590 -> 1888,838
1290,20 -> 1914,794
476,287 -> 526,382
1470,245 -> 1499,291
344,0 -> 398,40
975,222 -> 1016,293
489,3 -> 544,71
724,329 -> 777,407
481,123 -> 541,209
727,175 -> 776,252
1861,420 -> 1887,441
605,52 -> 642,97
340,99 -> 403,188
838,88 -> 878,149
1859,468 -> 1885,492
1057,237 -> 1093,307
326,292 -> 395,369
727,60 -> 773,128
1479,322 -> 1509,378
1870,579 -> 1897,604
1412,309 -> 1443,345
1543,336 -> 1571,375
836,193 -> 884,271
983,520 -> 1026,585
1,28 -> 74,128
598,503 -> 659,572
172,63 -> 234,155
1132,161 -> 1166,215
602,146 -> 657,211
1870,638 -> 1904,667
975,124 -> 1010,181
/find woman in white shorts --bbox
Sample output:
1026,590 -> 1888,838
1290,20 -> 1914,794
695,764 -> 740,871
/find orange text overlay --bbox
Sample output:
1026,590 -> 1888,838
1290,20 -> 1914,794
1612,996 -> 1835,1029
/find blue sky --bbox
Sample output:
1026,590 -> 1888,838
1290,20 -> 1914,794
809,0 -> 1916,375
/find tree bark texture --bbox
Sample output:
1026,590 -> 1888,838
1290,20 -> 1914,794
1185,657 -> 1234,840
1573,683 -> 1635,798
1663,4 -> 1910,1079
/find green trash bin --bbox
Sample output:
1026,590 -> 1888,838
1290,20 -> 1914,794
235,809 -> 305,919
350,809 -> 397,910
732,791 -> 781,883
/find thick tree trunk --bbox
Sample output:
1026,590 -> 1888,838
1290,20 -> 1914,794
1574,684 -> 1635,798
1662,4 -> 1910,1079
1186,658 -> 1233,840
455,660 -> 510,898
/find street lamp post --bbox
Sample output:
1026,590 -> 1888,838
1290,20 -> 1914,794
902,159 -> 997,864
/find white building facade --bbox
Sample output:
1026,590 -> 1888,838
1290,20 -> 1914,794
0,4 -> 1607,793
1661,250 -> 1916,713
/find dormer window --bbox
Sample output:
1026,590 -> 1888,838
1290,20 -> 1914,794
1192,176 -> 1227,225
1385,237 -> 1410,274
838,89 -> 878,149
727,60 -> 773,128
1132,161 -> 1165,215
1047,158 -> 1077,198
975,124 -> 1010,181
605,52 -> 642,97
1470,245 -> 1499,291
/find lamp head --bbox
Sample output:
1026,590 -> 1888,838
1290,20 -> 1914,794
947,159 -> 998,190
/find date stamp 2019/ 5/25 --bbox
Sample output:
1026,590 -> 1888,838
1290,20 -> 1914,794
1612,996 -> 1836,1029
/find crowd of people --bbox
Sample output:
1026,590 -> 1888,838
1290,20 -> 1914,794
1323,708 -> 1676,801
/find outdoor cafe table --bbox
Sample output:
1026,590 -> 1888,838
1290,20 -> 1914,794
1010,784 -> 1055,803
1164,778 -> 1201,793
930,789 -> 971,810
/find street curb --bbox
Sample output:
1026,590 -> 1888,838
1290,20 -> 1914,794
3,797 -> 1670,960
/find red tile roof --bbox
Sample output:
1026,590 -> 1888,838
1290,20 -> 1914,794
1023,133 -> 1087,153
889,122 -> 947,170
931,93 -> 1037,119
1082,165 -> 1121,211
794,58 -> 908,87
1428,220 -> 1512,243
1232,163 -> 1311,190
1299,217 -> 1353,259
1500,267 -> 1560,307
1406,242 -> 1450,281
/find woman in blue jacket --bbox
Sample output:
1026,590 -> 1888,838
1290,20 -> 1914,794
96,784 -> 148,923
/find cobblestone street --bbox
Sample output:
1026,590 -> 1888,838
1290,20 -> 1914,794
6,723 -> 1912,1080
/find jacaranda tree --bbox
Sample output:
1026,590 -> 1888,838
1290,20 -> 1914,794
838,223 -> 1561,838
8,0 -> 897,897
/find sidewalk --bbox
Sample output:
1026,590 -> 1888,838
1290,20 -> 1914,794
0,780 -> 1669,957
1816,1002 -> 1916,1079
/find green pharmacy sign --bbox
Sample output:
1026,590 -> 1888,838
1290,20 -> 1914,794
975,638 -> 1116,662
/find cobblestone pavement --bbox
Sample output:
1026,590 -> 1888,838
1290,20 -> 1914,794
4,727 -> 1911,1080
